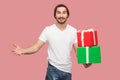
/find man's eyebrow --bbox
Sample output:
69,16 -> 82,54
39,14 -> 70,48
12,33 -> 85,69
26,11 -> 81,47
63,11 -> 67,12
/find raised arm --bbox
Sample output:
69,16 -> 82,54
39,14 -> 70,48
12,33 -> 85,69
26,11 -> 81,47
12,40 -> 45,55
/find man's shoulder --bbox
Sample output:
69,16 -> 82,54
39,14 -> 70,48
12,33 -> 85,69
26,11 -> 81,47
67,24 -> 77,31
44,24 -> 55,30
46,24 -> 55,29
42,24 -> 56,33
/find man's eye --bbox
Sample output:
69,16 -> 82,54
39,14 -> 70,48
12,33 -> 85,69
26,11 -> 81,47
63,11 -> 67,14
56,11 -> 61,14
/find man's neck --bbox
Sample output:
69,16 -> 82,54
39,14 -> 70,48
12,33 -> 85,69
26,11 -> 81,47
55,23 -> 67,31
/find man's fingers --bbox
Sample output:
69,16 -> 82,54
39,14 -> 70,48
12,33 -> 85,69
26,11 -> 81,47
13,52 -> 21,56
12,50 -> 21,56
13,44 -> 20,49
12,49 -> 17,54
83,63 -> 92,68
13,44 -> 17,47
12,49 -> 16,53
12,44 -> 22,56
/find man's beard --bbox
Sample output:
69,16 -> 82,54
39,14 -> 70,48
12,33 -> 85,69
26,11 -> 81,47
56,17 -> 67,24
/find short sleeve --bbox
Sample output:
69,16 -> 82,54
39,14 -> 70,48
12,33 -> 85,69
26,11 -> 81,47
74,33 -> 77,43
73,29 -> 78,44
38,27 -> 48,42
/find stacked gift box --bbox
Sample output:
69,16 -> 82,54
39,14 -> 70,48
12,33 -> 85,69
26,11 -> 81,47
77,29 -> 101,64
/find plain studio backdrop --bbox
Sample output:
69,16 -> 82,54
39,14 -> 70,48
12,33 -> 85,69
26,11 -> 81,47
0,0 -> 120,80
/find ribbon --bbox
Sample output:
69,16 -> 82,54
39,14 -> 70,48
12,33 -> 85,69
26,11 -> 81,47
86,47 -> 89,63
81,30 -> 85,47
81,28 -> 96,46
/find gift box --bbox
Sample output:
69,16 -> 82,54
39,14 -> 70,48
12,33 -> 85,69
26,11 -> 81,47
77,46 -> 101,64
77,29 -> 98,47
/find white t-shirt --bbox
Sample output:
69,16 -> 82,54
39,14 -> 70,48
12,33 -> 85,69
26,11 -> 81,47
39,24 -> 77,73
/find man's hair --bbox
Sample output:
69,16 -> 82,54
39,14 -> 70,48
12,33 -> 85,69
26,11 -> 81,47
54,4 -> 70,18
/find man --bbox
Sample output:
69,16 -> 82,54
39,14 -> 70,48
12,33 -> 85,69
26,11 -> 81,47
13,4 -> 91,80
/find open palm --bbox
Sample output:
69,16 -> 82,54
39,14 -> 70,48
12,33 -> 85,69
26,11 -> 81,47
12,44 -> 23,55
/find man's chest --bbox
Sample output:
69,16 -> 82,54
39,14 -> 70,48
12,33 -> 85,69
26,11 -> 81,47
47,31 -> 75,45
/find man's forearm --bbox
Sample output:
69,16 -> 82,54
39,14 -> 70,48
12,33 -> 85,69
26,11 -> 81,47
21,46 -> 39,55
21,40 -> 45,55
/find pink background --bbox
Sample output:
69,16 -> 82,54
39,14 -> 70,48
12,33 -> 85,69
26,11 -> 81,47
0,0 -> 120,80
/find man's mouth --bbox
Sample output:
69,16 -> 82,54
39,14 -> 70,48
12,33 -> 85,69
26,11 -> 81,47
58,17 -> 65,20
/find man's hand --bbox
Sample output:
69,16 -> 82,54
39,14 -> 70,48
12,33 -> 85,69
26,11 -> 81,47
12,44 -> 23,56
12,40 -> 45,55
83,63 -> 92,68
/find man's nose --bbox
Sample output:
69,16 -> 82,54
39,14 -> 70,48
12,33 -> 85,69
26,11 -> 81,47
60,13 -> 63,17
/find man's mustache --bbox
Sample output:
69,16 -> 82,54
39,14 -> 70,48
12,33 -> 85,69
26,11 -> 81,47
58,17 -> 65,19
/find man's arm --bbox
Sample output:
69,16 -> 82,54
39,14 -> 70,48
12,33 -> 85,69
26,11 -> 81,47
12,40 -> 45,55
73,43 -> 78,56
73,43 -> 92,68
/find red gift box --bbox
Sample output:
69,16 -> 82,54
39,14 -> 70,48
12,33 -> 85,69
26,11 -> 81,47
77,29 -> 98,47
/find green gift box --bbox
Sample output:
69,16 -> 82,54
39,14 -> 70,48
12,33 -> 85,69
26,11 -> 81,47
77,46 -> 101,64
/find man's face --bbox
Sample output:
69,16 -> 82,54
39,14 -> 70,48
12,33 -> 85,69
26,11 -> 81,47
55,7 -> 68,24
